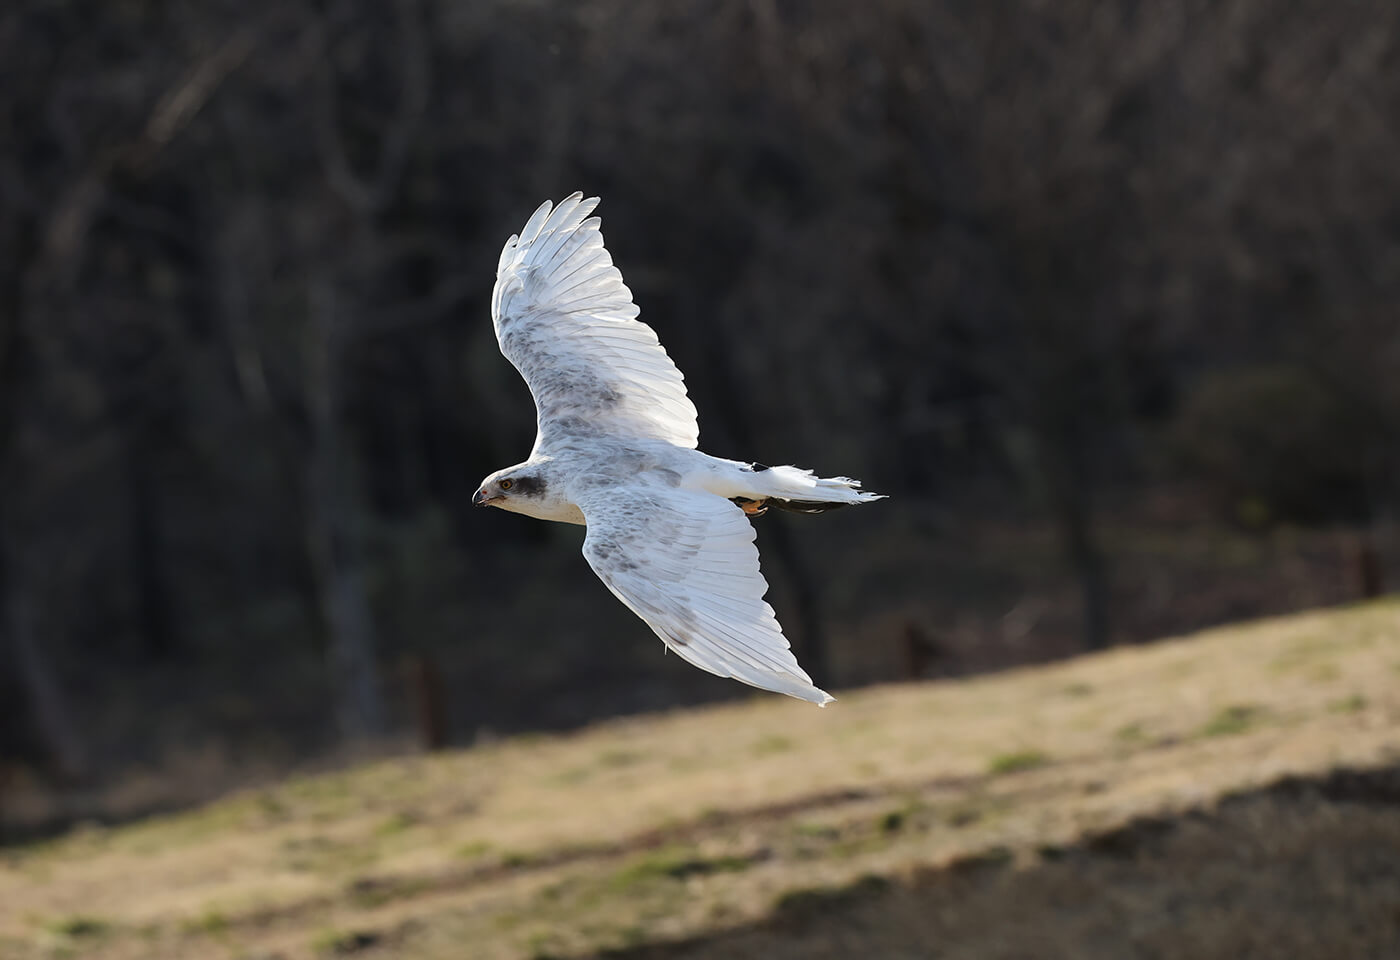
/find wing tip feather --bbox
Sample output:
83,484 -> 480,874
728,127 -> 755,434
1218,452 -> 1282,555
491,193 -> 701,447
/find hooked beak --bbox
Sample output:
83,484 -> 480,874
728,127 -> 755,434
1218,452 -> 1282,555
473,488 -> 492,506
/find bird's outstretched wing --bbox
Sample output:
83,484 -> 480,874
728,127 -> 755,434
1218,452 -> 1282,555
575,481 -> 834,705
491,193 -> 700,451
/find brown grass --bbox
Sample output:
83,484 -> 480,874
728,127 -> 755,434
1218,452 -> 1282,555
1,600 -> 1398,959
602,767 -> 1400,960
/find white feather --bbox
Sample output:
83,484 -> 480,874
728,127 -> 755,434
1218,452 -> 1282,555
492,193 -> 700,451
577,483 -> 835,706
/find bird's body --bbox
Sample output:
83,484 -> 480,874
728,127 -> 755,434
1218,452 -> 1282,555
487,439 -> 871,526
475,194 -> 883,705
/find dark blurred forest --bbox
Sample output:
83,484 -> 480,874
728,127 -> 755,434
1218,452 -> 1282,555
2,0 -> 1398,826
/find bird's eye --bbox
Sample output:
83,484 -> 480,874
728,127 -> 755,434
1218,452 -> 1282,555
499,478 -> 513,491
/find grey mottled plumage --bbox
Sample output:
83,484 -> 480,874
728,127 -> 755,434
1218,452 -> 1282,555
474,194 -> 883,705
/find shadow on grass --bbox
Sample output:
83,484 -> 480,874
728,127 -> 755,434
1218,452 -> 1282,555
578,766 -> 1400,960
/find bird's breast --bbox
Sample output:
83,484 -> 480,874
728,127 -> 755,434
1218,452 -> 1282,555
501,495 -> 586,525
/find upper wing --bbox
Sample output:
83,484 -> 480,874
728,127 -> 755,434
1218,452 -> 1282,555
575,482 -> 834,705
491,194 -> 700,450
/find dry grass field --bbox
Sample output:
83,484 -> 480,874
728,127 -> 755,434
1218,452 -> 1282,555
2,600 -> 1399,960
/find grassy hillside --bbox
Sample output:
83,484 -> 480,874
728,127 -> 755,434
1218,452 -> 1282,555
2,601 -> 1399,960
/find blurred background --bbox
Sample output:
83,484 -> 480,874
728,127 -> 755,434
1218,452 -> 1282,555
2,0 -> 1398,836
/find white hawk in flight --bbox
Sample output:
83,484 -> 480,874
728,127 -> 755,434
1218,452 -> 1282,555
474,194 -> 883,705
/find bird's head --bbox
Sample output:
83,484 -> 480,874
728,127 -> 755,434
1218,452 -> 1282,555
473,468 -> 544,510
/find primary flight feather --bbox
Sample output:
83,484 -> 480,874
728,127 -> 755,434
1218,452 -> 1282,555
474,193 -> 884,705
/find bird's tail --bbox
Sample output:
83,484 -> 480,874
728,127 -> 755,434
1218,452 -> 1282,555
739,463 -> 885,513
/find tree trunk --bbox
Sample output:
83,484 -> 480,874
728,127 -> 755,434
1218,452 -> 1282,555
0,300 -> 87,780
125,436 -> 177,660
1037,422 -> 1110,652
305,278 -> 385,741
2,560 -> 88,782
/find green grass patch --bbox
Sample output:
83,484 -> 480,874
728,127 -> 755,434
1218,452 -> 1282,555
180,908 -> 229,936
374,810 -> 422,836
877,796 -> 926,835
345,874 -> 430,909
280,832 -> 380,875
45,915 -> 110,940
1115,722 -> 1146,744
1200,704 -> 1265,738
311,927 -> 381,955
987,749 -> 1049,775
792,821 -> 840,840
878,809 -> 906,833
455,839 -> 493,860
1328,694 -> 1367,714
609,848 -> 753,892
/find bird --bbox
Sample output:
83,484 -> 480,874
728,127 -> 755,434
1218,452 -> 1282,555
473,193 -> 884,705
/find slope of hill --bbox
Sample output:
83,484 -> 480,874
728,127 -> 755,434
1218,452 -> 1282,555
1,601 -> 1398,960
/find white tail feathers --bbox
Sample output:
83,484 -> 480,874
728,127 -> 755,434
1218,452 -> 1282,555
747,464 -> 885,507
